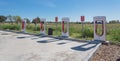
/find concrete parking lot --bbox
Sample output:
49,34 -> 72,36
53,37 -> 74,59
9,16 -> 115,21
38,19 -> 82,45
0,30 -> 101,61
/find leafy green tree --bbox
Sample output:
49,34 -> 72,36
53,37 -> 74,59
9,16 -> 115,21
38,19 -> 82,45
13,16 -> 22,24
7,15 -> 21,24
26,18 -> 30,24
0,15 -> 7,23
7,15 -> 13,24
32,17 -> 41,24
36,17 -> 40,23
109,20 -> 119,24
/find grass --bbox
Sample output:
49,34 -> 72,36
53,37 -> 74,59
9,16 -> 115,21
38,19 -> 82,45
0,23 -> 120,44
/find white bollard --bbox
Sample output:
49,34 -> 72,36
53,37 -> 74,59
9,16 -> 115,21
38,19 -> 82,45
93,16 -> 106,41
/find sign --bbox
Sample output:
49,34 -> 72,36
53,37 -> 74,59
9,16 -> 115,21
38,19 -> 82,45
55,17 -> 58,22
81,16 -> 85,38
55,17 -> 58,35
22,21 -> 25,30
34,18 -> 37,23
81,16 -> 85,22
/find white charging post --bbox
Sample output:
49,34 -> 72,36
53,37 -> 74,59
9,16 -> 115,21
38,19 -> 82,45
93,16 -> 106,41
61,17 -> 69,37
21,19 -> 26,33
40,18 -> 46,35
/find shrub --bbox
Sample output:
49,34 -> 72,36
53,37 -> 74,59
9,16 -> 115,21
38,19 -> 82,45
110,29 -> 120,44
26,24 -> 34,31
0,24 -> 20,30
82,27 -> 94,38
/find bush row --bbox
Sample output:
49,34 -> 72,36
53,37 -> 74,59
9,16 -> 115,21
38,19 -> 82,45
0,24 -> 20,30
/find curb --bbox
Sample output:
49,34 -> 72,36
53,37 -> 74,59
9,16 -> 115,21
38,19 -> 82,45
84,41 -> 102,61
0,30 -> 90,43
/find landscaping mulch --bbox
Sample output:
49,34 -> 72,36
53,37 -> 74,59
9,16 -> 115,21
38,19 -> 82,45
91,44 -> 120,61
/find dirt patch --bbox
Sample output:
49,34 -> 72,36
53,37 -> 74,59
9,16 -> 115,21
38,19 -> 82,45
91,44 -> 120,61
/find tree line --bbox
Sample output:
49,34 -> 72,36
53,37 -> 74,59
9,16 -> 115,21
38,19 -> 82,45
0,15 -> 41,24
0,15 -> 120,24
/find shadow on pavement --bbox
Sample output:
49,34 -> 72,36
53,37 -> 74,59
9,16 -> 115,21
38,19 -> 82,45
17,35 -> 36,39
57,42 -> 68,45
71,41 -> 101,51
17,35 -> 46,39
37,38 -> 60,43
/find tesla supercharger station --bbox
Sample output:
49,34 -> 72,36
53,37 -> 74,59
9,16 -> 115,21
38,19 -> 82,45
61,17 -> 69,37
22,19 -> 26,33
93,16 -> 106,41
40,18 -> 46,35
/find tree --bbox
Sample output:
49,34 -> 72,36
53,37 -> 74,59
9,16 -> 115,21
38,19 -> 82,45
17,16 -> 22,23
109,20 -> 119,24
32,17 -> 41,24
7,15 -> 13,24
25,18 -> 30,24
0,15 -> 7,23
36,17 -> 40,23
14,16 -> 22,24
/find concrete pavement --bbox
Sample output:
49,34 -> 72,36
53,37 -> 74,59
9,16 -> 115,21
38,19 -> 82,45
0,30 -> 101,61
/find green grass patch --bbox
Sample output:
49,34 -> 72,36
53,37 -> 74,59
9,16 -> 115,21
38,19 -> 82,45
0,23 -> 120,44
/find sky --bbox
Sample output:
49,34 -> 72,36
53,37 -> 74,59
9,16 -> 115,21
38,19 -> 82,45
0,0 -> 120,22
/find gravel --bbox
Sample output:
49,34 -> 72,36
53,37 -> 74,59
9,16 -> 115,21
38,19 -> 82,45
91,44 -> 120,61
